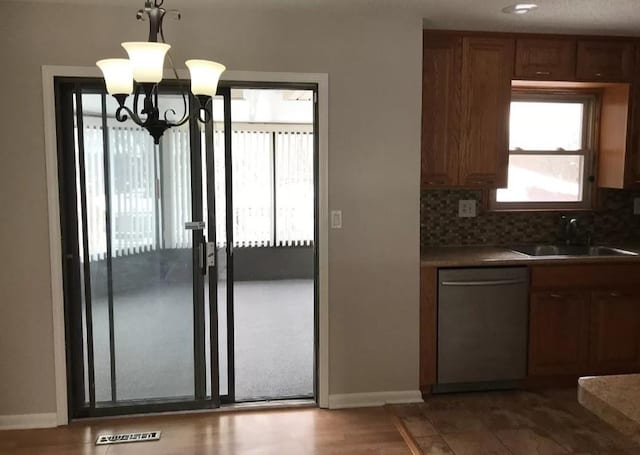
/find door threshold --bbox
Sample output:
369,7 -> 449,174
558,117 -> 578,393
70,399 -> 317,424
221,398 -> 317,412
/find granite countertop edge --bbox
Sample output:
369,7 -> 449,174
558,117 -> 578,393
421,244 -> 640,267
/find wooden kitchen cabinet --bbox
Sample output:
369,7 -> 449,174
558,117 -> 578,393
422,30 -> 640,190
421,34 -> 462,187
576,40 -> 635,81
529,290 -> 590,376
420,263 -> 640,393
459,37 -> 514,188
514,38 -> 576,80
421,32 -> 512,189
590,288 -> 640,374
619,56 -> 640,188
529,263 -> 640,380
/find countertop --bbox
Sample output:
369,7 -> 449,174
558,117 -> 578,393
579,375 -> 640,445
421,244 -> 640,267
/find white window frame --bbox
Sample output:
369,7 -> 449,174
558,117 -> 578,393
490,90 -> 599,212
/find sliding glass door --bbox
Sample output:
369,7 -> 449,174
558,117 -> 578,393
56,79 -> 317,418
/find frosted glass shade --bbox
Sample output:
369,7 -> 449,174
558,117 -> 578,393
96,59 -> 133,95
121,42 -> 171,83
186,60 -> 226,97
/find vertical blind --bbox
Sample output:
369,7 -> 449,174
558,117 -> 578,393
79,119 -> 314,260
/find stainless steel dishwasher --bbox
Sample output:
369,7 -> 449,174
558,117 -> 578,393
435,267 -> 529,393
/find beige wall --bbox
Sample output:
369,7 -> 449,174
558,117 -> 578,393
0,1 -> 421,415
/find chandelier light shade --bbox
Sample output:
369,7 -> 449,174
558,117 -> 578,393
121,42 -> 171,84
186,60 -> 226,97
96,0 -> 226,144
96,59 -> 134,95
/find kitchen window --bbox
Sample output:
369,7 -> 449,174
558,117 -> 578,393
490,91 -> 598,211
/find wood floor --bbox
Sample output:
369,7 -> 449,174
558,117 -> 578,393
3,389 -> 638,455
0,407 -> 413,455
392,388 -> 640,455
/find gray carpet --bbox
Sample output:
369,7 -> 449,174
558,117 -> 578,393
90,279 -> 314,403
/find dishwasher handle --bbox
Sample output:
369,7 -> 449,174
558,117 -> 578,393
440,279 -> 526,287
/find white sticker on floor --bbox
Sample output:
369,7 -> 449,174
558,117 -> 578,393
95,431 -> 161,445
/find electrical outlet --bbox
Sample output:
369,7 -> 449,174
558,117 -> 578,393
330,210 -> 343,229
634,198 -> 640,215
458,200 -> 477,218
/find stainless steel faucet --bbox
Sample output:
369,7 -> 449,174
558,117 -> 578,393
559,216 -> 579,245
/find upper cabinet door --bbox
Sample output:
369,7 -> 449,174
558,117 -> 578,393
421,34 -> 462,188
459,37 -> 514,188
576,40 -> 635,81
514,38 -> 576,80
624,46 -> 640,188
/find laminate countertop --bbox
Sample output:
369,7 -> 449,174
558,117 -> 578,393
421,245 -> 640,267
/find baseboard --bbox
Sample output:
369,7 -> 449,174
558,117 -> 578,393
0,413 -> 58,430
328,390 -> 423,409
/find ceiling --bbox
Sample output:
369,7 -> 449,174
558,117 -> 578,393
4,0 -> 640,36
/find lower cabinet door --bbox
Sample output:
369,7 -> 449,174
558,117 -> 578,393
590,289 -> 640,374
529,290 -> 590,376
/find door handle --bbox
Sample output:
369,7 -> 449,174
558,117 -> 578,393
199,237 -> 216,275
199,237 -> 207,275
441,279 -> 526,287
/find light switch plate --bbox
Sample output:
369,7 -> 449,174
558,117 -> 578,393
634,198 -> 640,215
331,210 -> 343,229
458,200 -> 477,218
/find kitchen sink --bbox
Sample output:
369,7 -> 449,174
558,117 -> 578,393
510,245 -> 638,257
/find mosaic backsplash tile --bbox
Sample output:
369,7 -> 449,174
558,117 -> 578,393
421,189 -> 640,247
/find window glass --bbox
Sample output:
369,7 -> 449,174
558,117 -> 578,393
510,101 -> 584,151
496,155 -> 584,203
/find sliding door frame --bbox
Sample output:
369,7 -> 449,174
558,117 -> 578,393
220,81 -> 319,404
55,78 -> 220,418
43,66 -> 329,425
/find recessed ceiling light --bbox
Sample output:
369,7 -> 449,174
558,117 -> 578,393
502,3 -> 539,14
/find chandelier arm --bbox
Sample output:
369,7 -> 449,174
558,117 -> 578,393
171,113 -> 194,128
115,105 -> 146,127
133,85 -> 142,122
162,108 -> 190,125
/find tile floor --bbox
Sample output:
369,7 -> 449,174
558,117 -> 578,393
392,388 -> 640,455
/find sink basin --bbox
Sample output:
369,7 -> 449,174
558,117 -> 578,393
511,245 -> 638,257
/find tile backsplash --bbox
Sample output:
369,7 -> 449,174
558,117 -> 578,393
421,189 -> 640,247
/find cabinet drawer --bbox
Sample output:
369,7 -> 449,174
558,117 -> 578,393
515,38 -> 576,80
531,263 -> 640,289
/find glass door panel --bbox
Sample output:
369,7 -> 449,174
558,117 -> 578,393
230,88 -> 315,401
61,82 -> 204,416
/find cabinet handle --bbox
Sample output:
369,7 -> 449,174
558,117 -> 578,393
609,291 -> 622,297
535,71 -> 551,76
550,293 -> 563,298
594,72 -> 603,77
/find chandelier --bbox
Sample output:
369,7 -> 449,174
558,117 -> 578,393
96,0 -> 225,144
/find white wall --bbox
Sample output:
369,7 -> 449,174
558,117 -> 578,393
0,1 -> 422,416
